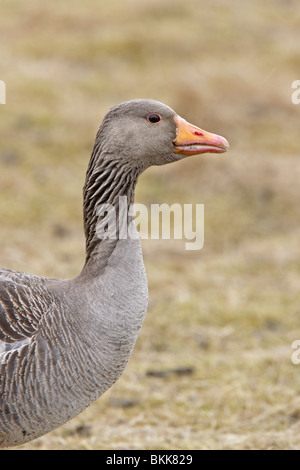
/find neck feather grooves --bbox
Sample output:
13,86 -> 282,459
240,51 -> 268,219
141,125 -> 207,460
83,147 -> 139,264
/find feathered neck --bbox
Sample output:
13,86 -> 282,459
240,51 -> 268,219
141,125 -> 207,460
82,139 -> 139,271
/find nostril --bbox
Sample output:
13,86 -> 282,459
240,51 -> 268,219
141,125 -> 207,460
194,130 -> 204,137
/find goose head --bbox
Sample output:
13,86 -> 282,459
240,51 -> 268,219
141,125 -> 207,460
95,99 -> 229,172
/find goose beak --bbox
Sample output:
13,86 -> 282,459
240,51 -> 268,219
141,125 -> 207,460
173,115 -> 229,156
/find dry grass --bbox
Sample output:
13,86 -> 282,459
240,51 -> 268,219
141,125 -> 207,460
1,0 -> 300,450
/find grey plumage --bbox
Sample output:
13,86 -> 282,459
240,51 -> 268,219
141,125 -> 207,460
0,99 -> 229,447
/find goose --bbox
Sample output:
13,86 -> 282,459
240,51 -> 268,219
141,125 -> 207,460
0,99 -> 229,447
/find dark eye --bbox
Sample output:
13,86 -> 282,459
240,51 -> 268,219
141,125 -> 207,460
147,113 -> 161,123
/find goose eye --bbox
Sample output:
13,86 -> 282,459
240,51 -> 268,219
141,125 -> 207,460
147,113 -> 161,123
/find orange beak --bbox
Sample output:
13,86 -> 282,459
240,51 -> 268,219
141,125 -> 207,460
173,115 -> 229,156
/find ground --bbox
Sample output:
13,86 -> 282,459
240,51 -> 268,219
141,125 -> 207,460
0,0 -> 300,450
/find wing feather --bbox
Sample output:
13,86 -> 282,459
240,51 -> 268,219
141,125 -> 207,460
0,269 -> 53,348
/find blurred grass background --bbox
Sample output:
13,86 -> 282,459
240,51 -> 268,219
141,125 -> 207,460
1,0 -> 300,450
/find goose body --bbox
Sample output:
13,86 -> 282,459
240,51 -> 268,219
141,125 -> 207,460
0,99 -> 229,447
